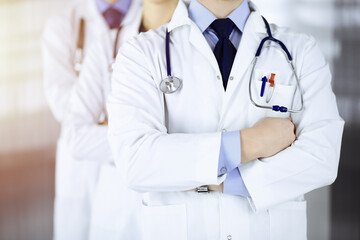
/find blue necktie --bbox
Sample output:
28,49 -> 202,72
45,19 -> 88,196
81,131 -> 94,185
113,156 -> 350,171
102,7 -> 124,29
211,18 -> 237,90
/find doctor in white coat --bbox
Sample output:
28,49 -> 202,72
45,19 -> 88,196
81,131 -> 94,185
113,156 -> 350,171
42,0 -> 140,239
107,0 -> 344,239
63,0 -> 177,239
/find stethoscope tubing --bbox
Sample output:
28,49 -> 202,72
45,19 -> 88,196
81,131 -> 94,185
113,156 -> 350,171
162,16 -> 304,113
73,19 -> 121,74
248,17 -> 304,113
165,29 -> 172,77
108,26 -> 123,73
74,18 -> 86,75
159,29 -> 182,94
113,26 -> 122,60
249,56 -> 304,113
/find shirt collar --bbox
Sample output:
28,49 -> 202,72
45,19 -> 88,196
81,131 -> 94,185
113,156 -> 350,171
188,0 -> 250,33
95,0 -> 131,14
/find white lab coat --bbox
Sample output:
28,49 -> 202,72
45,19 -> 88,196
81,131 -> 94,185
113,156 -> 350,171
42,0 -> 140,239
107,1 -> 344,240
63,0 -> 143,239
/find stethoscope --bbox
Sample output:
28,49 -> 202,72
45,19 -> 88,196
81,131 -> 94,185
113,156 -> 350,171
159,30 -> 183,94
248,17 -> 303,113
72,19 -> 122,125
109,26 -> 122,73
72,17 -> 122,75
160,17 -> 304,113
73,18 -> 85,75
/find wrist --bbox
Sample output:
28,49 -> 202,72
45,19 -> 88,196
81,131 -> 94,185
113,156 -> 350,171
240,128 -> 261,163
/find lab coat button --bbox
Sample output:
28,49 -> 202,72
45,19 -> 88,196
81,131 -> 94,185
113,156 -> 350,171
227,235 -> 232,240
222,129 -> 227,132
221,167 -> 227,174
217,75 -> 221,80
229,76 -> 234,80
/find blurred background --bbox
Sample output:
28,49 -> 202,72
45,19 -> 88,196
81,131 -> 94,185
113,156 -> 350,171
0,0 -> 359,239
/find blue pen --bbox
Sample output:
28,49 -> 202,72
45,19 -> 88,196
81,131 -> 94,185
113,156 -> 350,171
260,76 -> 267,97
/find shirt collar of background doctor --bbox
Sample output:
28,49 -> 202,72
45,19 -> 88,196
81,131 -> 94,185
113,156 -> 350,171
188,0 -> 250,33
95,0 -> 131,14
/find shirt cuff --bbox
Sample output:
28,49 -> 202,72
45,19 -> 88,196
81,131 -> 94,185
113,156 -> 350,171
218,131 -> 241,176
223,168 -> 250,197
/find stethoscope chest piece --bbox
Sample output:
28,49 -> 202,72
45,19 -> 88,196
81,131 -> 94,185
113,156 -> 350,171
160,76 -> 182,94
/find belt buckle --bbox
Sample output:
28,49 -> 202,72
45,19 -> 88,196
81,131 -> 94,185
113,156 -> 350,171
197,185 -> 209,193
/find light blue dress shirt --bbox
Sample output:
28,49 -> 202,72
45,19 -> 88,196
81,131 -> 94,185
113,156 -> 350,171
188,0 -> 250,196
95,0 -> 131,14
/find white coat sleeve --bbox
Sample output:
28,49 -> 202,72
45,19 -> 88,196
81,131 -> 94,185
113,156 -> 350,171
107,39 -> 226,192
239,36 -> 345,212
63,41 -> 113,164
42,17 -> 77,122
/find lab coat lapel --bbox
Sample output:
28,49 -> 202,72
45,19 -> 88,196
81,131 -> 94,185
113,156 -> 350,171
88,0 -> 142,62
167,0 -> 192,32
88,0 -> 109,36
219,2 -> 268,124
120,0 -> 143,40
167,1 -> 220,78
188,22 -> 220,75
107,0 -> 143,89
224,3 -> 268,98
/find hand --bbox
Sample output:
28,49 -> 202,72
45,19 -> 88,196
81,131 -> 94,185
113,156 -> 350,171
240,117 -> 296,163
208,183 -> 223,192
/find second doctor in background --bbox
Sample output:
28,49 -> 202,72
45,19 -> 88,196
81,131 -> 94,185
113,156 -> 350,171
42,0 -> 140,239
107,0 -> 344,239
64,0 -> 178,239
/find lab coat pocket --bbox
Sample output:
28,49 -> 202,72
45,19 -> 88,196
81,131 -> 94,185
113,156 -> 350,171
141,202 -> 188,240
266,83 -> 297,118
268,200 -> 307,240
251,79 -> 297,119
